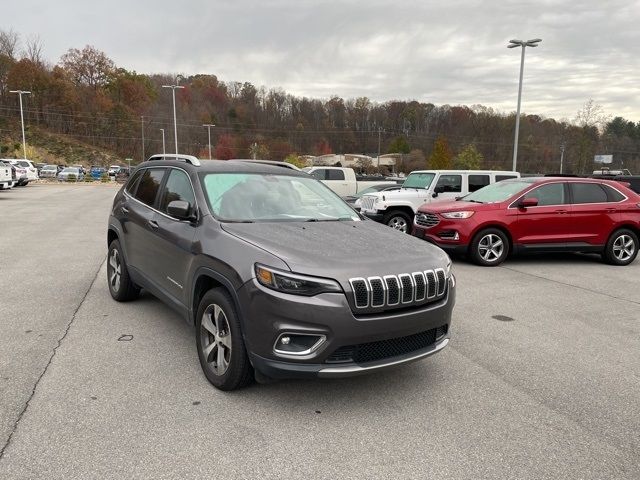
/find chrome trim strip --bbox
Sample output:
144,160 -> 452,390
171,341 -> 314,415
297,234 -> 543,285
273,332 -> 327,357
435,268 -> 446,296
318,337 -> 449,377
383,275 -> 400,306
367,276 -> 385,308
166,276 -> 183,289
412,271 -> 427,302
349,277 -> 369,309
398,273 -> 414,304
424,269 -> 437,299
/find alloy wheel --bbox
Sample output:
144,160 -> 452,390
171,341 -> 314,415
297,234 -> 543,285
108,249 -> 121,292
478,234 -> 504,263
612,234 -> 635,262
389,216 -> 408,232
200,304 -> 232,376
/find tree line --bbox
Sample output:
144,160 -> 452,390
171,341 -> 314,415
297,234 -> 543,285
1,29 -> 639,174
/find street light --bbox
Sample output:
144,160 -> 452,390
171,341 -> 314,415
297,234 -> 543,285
203,124 -> 215,160
159,128 -> 166,155
9,90 -> 31,159
507,38 -> 541,171
162,84 -> 184,155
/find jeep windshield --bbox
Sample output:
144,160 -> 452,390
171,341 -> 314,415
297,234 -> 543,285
463,180 -> 531,203
202,173 -> 361,222
402,172 -> 435,189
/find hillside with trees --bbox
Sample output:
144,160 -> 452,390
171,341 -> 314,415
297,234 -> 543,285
1,29 -> 639,173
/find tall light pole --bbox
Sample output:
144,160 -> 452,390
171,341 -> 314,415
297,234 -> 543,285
203,124 -> 215,159
560,143 -> 565,174
141,116 -> 145,162
10,90 -> 31,159
507,38 -> 541,171
160,128 -> 166,155
162,84 -> 184,155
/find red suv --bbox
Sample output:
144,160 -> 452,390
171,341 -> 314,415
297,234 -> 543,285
412,177 -> 640,266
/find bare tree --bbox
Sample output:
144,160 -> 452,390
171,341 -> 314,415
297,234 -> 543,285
0,28 -> 20,58
24,35 -> 44,65
574,99 -> 611,130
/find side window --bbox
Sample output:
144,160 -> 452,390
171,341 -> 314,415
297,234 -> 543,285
571,183 -> 608,204
159,169 -> 196,214
327,169 -> 345,181
496,175 -> 518,182
310,169 -> 327,180
134,168 -> 165,207
435,175 -> 462,193
125,169 -> 144,195
468,175 -> 490,192
524,183 -> 566,206
602,185 -> 625,202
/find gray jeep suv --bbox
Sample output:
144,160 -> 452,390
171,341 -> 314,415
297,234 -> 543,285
107,155 -> 456,390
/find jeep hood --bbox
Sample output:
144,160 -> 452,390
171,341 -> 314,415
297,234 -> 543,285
221,220 -> 449,283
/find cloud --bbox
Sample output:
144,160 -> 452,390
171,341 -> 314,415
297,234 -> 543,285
3,0 -> 639,120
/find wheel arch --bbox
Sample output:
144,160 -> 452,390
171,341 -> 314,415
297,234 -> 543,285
190,267 -> 244,327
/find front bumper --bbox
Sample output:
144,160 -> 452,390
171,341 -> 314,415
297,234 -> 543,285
362,210 -> 384,222
237,276 -> 456,379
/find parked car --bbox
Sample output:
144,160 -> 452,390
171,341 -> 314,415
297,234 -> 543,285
115,167 -> 130,183
57,167 -> 84,182
302,166 -> 397,196
107,154 -> 455,390
39,164 -> 59,178
90,166 -> 106,179
0,161 -> 17,189
614,176 -> 640,194
71,164 -> 86,175
360,170 -> 521,233
412,177 -> 640,266
2,159 -> 38,185
0,161 -> 12,190
343,184 -> 401,210
108,165 -> 122,177
34,162 -> 46,173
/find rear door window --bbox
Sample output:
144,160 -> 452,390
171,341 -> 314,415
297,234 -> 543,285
468,174 -> 490,192
435,175 -> 462,193
134,168 -> 166,207
125,169 -> 145,195
570,183 -> 608,204
310,169 -> 328,180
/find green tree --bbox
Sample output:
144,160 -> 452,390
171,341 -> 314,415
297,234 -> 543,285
429,136 -> 453,169
454,144 -> 483,169
284,153 -> 307,168
387,135 -> 410,154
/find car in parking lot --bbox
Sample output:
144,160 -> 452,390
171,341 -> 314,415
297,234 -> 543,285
39,164 -> 59,178
90,166 -> 106,179
412,177 -> 640,266
2,159 -> 38,185
57,167 -> 84,182
107,154 -> 455,390
0,161 -> 12,190
614,175 -> 640,194
343,183 -> 401,210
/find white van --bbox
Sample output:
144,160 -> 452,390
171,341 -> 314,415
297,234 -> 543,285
359,170 -> 520,232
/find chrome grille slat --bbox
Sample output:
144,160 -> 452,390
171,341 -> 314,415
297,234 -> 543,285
350,269 -> 447,310
415,212 -> 439,228
360,195 -> 377,211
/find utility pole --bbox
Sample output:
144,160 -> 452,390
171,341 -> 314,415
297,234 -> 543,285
560,144 -> 565,174
203,124 -> 215,160
162,84 -> 185,155
160,128 -> 166,155
377,127 -> 382,169
507,38 -> 542,171
141,116 -> 145,162
252,142 -> 257,160
9,90 -> 31,159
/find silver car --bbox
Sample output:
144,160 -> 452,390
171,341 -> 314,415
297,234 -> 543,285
57,167 -> 84,182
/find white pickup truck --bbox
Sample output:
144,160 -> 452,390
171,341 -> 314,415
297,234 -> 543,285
360,169 -> 520,233
0,161 -> 12,190
303,166 -> 397,197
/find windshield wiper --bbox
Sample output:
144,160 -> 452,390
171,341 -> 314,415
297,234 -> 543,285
305,217 -> 353,222
223,219 -> 255,223
466,199 -> 484,204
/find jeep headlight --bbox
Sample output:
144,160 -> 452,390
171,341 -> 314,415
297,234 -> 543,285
255,264 -> 342,296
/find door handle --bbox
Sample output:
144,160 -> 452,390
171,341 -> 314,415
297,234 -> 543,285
606,208 -> 616,213
121,206 -> 129,214
554,209 -> 568,214
148,220 -> 159,229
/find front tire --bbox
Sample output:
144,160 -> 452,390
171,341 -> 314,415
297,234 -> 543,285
470,228 -> 509,266
107,240 -> 140,301
604,229 -> 638,266
383,210 -> 412,233
195,289 -> 253,391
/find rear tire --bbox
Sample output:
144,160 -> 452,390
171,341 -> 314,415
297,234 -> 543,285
195,289 -> 253,391
604,229 -> 638,266
383,210 -> 412,233
107,239 -> 140,301
470,228 -> 509,266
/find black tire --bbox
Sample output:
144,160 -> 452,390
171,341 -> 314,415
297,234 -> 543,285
469,228 -> 510,266
603,228 -> 639,266
383,210 -> 412,233
195,288 -> 253,391
107,239 -> 140,301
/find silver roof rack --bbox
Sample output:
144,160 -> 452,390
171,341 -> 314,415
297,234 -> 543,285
146,154 -> 201,166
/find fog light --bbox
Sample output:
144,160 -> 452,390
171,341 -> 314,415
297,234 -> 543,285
274,333 -> 326,356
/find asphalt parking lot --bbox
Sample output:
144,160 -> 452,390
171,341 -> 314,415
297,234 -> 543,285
1,185 -> 639,479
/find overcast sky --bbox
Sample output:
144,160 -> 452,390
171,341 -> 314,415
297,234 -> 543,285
4,0 -> 639,121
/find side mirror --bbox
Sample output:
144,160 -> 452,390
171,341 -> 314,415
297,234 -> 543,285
519,197 -> 539,208
432,185 -> 445,198
167,200 -> 194,220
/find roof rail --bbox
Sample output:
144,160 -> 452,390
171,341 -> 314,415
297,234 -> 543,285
146,154 -> 201,166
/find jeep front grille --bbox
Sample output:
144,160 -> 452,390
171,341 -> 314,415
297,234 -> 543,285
360,195 -> 377,211
415,212 -> 439,228
349,268 -> 447,310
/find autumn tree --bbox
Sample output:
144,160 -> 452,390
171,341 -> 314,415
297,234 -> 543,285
454,144 -> 483,169
60,45 -> 115,88
429,136 -> 453,169
214,134 -> 236,160
387,135 -> 410,154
